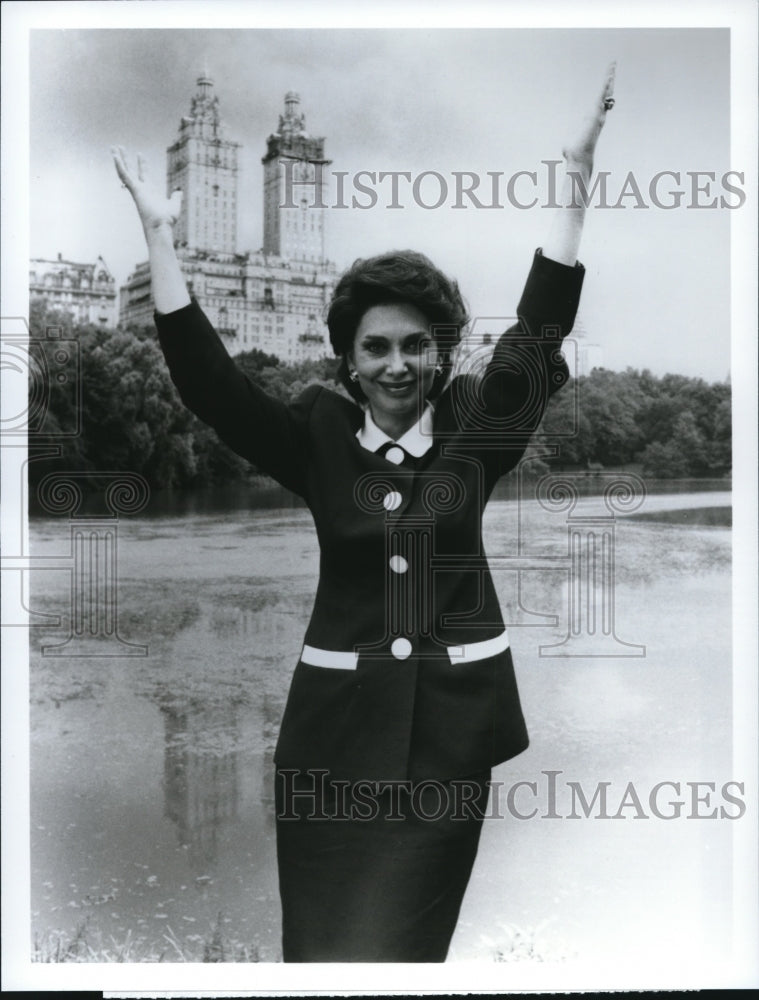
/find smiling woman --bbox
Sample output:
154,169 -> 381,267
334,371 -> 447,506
327,248 -> 467,439
112,62 -> 616,963
350,302 -> 439,440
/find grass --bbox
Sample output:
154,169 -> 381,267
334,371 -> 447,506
478,920 -> 573,963
33,913 -> 562,964
32,912 -> 266,963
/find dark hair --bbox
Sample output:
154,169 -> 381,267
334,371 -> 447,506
326,249 -> 469,402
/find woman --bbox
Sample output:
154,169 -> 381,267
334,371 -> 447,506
113,64 -> 615,963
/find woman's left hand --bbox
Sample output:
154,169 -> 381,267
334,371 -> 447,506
562,62 -> 616,173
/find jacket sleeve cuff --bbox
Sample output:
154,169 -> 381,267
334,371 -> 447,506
516,247 -> 585,338
154,296 -> 206,337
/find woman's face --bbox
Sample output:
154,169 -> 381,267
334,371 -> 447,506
348,302 -> 439,437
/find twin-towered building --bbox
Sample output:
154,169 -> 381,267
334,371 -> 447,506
34,75 -> 600,373
118,75 -> 338,361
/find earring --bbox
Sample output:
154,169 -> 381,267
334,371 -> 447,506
349,369 -> 359,382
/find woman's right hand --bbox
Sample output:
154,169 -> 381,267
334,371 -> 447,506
112,145 -> 183,234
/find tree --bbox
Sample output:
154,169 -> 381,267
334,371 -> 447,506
538,366 -> 731,477
28,305 -> 731,488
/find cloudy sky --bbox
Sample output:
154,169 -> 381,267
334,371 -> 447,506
19,17 -> 744,380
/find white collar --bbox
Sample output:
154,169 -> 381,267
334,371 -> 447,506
356,404 -> 435,457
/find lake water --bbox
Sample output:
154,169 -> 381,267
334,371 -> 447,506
27,483 -> 735,971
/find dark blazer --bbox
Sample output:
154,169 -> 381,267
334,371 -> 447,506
155,249 -> 584,782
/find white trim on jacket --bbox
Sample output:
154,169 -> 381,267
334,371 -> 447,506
301,629 -> 510,670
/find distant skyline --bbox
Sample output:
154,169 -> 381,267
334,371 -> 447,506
27,27 -> 736,380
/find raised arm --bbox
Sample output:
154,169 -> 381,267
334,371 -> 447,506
542,63 -> 616,267
112,146 -> 190,314
462,69 -> 617,441
111,145 -> 317,498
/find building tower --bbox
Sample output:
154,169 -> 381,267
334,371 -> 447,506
571,317 -> 604,376
262,92 -> 331,264
166,72 -> 241,254
120,81 -> 337,362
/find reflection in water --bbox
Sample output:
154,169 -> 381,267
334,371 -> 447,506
154,602 -> 289,871
29,496 -> 733,966
260,696 -> 281,819
160,699 -> 241,871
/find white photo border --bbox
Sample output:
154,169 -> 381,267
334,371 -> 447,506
2,0 -> 757,994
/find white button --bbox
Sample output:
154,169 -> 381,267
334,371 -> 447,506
383,491 -> 402,512
391,637 -> 412,660
385,446 -> 405,465
389,555 -> 408,574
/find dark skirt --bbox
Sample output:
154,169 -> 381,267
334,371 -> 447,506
275,767 -> 492,962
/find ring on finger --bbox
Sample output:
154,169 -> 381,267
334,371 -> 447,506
603,97 -> 615,111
